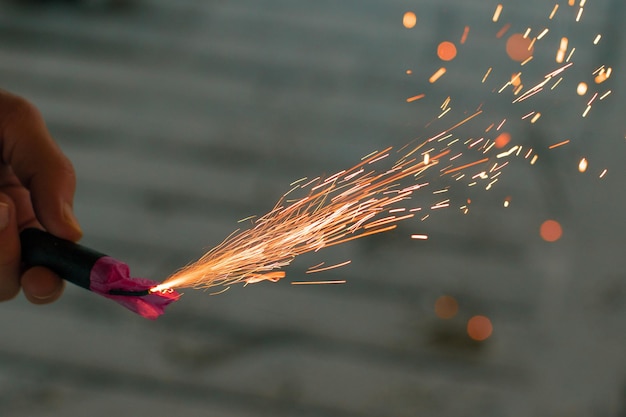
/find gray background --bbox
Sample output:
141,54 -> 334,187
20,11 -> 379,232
0,0 -> 625,416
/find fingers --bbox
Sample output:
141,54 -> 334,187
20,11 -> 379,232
0,91 -> 82,242
0,194 -> 65,304
21,267 -> 65,305
0,194 -> 21,301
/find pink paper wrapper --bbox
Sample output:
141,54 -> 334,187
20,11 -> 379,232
89,256 -> 180,319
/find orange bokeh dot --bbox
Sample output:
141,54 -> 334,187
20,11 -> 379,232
437,41 -> 457,61
403,12 -> 417,29
435,295 -> 459,319
494,132 -> 511,149
540,220 -> 563,242
467,315 -> 493,341
506,33 -> 534,62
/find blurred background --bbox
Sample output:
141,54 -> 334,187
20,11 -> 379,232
0,0 -> 625,416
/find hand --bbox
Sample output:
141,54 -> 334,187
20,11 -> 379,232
0,90 -> 82,304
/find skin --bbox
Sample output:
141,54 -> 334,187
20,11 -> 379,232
0,90 -> 82,304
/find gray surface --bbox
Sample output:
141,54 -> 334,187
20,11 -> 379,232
0,0 -> 625,416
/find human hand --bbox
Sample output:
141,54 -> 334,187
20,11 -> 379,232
0,90 -> 82,304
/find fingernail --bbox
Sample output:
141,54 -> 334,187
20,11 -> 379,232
0,202 -> 9,231
63,202 -> 82,236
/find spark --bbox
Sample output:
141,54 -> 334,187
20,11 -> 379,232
566,47 -> 576,62
551,77 -> 563,89
492,4 -> 503,22
306,260 -> 351,274
443,158 -> 490,175
482,67 -> 492,83
411,234 -> 428,240
520,56 -> 533,66
582,105 -> 591,117
593,34 -> 601,44
496,23 -> 511,39
530,155 -> 539,165
599,169 -> 607,178
599,90 -> 612,100
496,146 -> 519,158
406,94 -> 426,103
577,82 -> 588,95
238,215 -> 257,223
549,139 -> 570,149
576,7 -> 584,22
537,28 -> 549,40
549,4 -> 559,19
429,67 -> 447,83
556,37 -> 568,63
530,112 -> 542,123
578,158 -> 588,172
460,26 -> 470,44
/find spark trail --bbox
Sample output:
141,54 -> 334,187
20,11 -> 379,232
151,0 -> 613,294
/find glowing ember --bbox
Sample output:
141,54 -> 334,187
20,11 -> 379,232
494,132 -> 511,148
506,33 -> 534,62
467,315 -> 493,341
576,82 -> 588,95
540,220 -> 563,242
578,157 -> 588,172
437,41 -> 457,61
403,11 -> 417,29
435,295 -> 459,319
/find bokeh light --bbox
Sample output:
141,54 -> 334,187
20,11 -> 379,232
506,33 -> 534,62
494,132 -> 511,148
467,315 -> 493,341
403,12 -> 417,29
437,41 -> 457,61
540,219 -> 563,242
435,295 -> 459,319
577,82 -> 588,95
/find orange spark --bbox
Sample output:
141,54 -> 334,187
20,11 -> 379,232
403,12 -> 417,29
429,67 -> 447,83
460,26 -> 470,44
443,158 -> 490,175
306,260 -> 352,274
548,139 -> 570,149
496,23 -> 511,39
549,4 -> 559,19
406,94 -> 425,103
578,158 -> 588,172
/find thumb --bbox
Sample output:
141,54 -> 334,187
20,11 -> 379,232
0,195 -> 21,301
